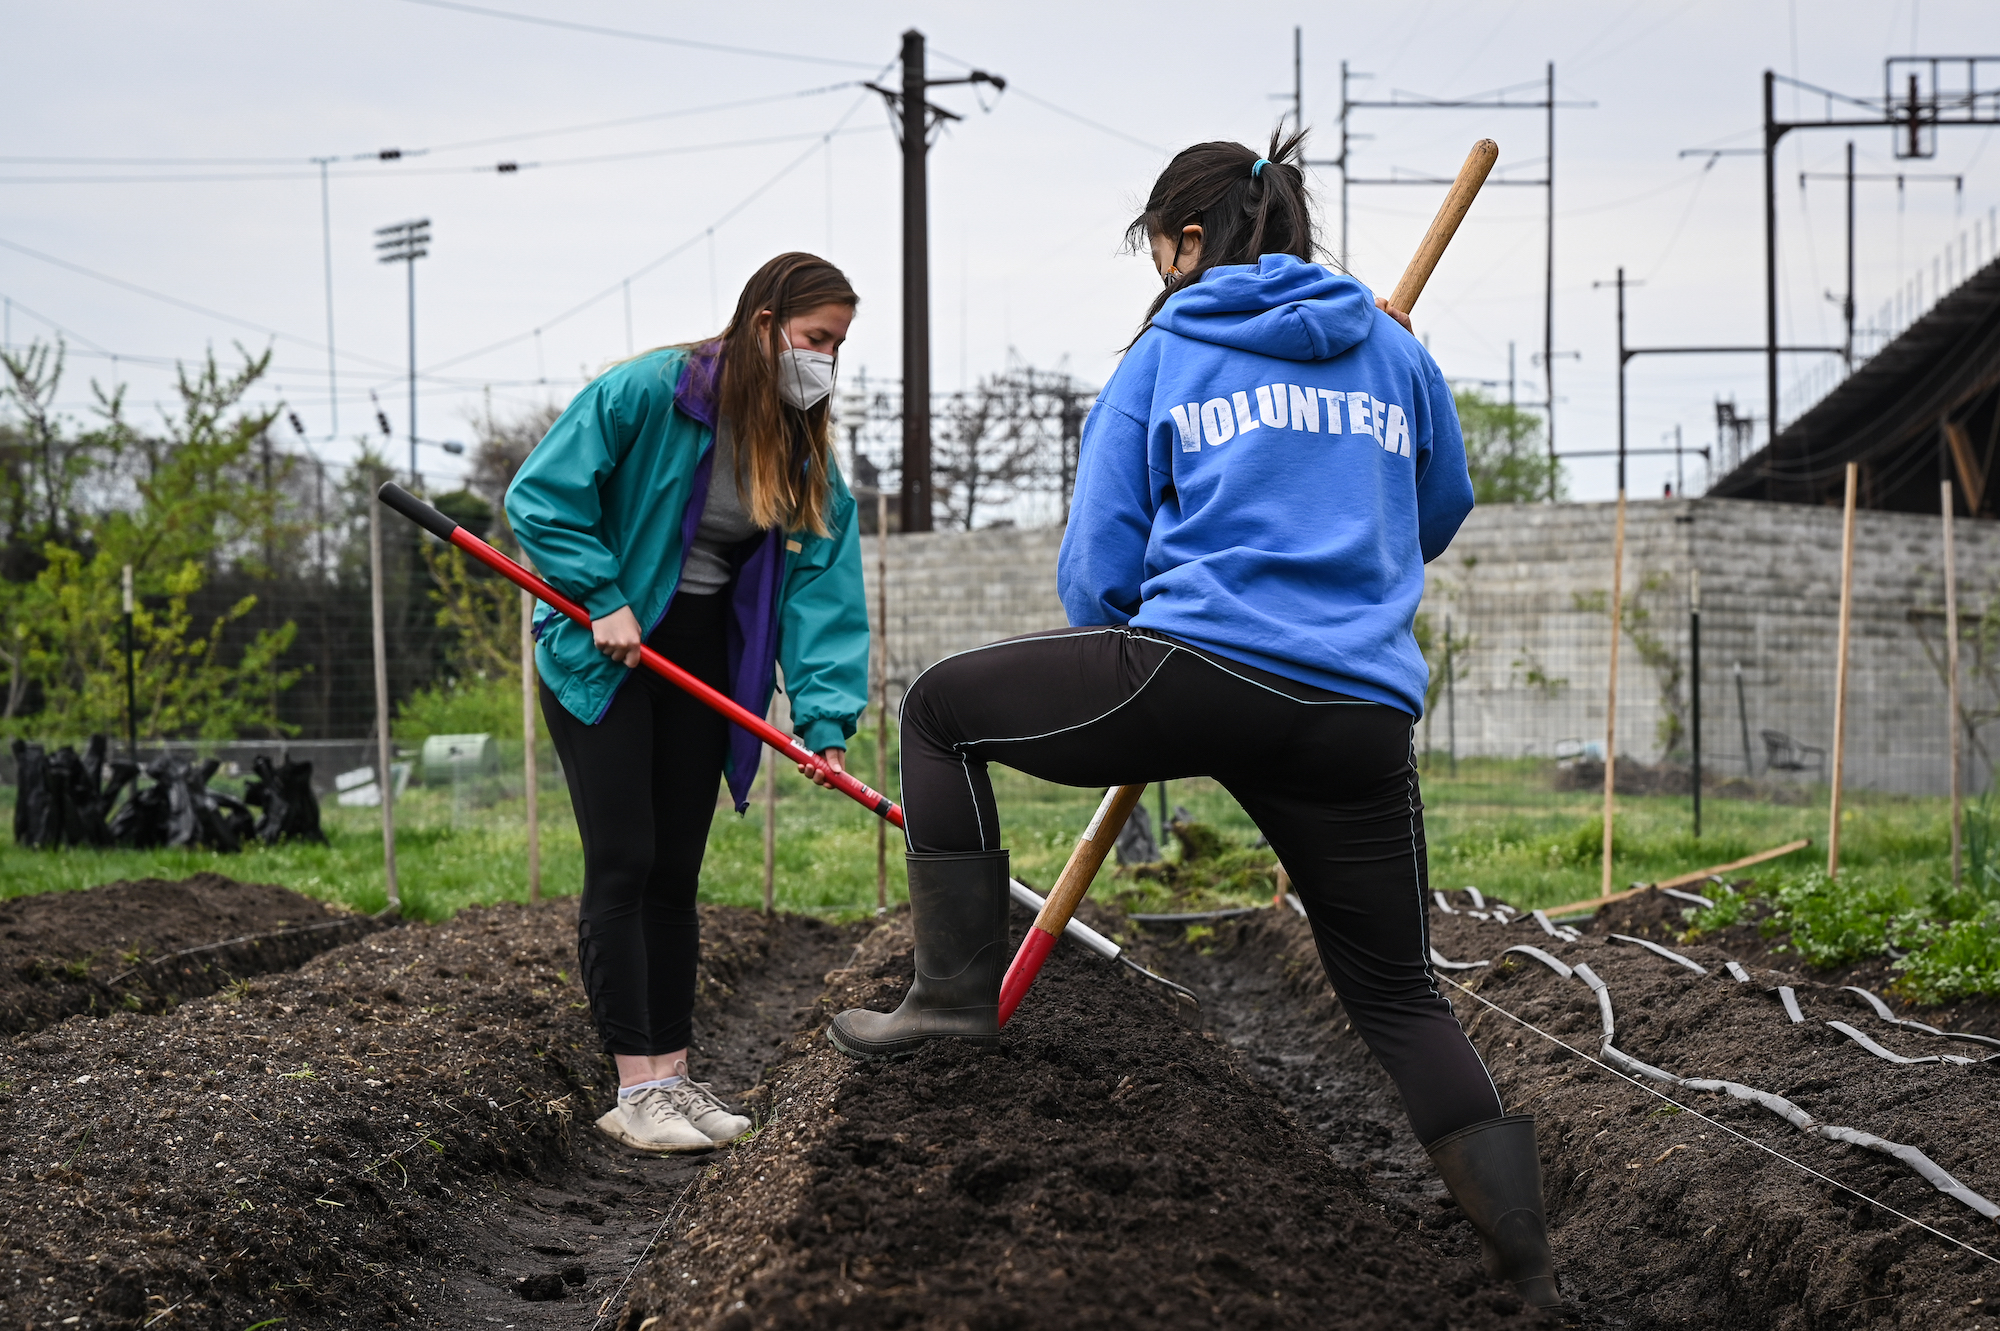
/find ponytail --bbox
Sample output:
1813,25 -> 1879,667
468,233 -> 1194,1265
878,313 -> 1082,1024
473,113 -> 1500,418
1124,127 -> 1323,345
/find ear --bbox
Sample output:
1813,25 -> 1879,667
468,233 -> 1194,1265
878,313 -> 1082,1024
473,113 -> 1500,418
1179,224 -> 1204,266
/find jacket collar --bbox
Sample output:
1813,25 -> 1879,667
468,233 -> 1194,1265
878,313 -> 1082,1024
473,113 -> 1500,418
674,341 -> 724,428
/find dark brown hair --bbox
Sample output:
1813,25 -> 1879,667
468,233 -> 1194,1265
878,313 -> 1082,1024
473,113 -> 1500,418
1125,127 -> 1321,342
702,252 -> 857,536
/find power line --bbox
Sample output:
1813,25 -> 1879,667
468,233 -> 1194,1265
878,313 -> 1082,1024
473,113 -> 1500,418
1006,88 -> 1167,155
422,89 -> 882,376
0,126 -> 882,185
0,82 -> 864,175
402,0 -> 879,69
0,236 -> 404,376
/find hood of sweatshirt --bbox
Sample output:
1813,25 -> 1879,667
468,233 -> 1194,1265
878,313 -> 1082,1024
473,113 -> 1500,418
1150,254 -> 1377,362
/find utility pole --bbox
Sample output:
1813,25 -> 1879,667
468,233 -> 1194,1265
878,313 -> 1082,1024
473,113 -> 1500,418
1313,52 -> 1585,498
869,32 -> 1004,533
313,157 -> 339,440
1797,145 -> 1960,370
1270,28 -> 1303,133
374,218 -> 431,488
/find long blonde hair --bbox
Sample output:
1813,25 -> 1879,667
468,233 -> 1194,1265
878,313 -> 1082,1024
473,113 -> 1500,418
694,252 -> 858,536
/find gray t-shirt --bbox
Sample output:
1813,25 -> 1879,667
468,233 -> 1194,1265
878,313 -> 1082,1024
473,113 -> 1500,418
679,420 -> 767,596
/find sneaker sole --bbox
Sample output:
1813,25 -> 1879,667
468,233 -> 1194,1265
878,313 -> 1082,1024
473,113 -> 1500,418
594,1116 -> 715,1155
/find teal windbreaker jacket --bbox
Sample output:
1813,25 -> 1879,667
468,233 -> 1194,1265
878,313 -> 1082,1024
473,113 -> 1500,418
505,345 -> 869,810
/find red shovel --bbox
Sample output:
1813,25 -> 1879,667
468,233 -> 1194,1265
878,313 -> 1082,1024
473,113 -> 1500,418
375,482 -> 903,827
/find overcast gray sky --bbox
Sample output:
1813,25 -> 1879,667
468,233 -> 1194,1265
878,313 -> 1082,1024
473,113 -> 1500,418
4,0 -> 1996,504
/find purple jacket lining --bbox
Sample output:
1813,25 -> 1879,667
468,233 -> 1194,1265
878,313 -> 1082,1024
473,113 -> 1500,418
589,344 -> 784,813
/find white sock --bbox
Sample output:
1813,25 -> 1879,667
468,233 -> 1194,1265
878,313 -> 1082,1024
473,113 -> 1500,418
618,1075 -> 684,1100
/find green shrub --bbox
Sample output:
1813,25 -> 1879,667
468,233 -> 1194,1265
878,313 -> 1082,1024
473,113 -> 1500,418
1891,904 -> 2000,1003
1759,868 -> 1922,968
394,672 -> 524,746
1680,885 -> 1746,938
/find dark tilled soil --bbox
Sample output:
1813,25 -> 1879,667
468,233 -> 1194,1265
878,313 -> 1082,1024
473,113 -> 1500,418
8,871 -> 1996,1331
1136,895 -> 2000,1330
616,912 -> 1549,1331
413,905 -> 866,1331
0,873 -> 379,1037
0,877 -> 863,1331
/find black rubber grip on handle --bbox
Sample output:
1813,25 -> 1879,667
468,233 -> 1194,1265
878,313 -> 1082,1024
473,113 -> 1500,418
377,482 -> 460,542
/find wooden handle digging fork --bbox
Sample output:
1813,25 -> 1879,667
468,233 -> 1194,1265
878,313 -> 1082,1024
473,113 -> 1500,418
996,139 -> 1500,1027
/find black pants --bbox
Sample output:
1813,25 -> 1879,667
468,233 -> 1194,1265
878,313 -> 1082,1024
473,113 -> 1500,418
899,625 -> 1503,1146
541,592 -> 729,1056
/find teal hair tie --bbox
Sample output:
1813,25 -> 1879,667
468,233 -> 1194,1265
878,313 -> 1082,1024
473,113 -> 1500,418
1251,158 -> 1271,177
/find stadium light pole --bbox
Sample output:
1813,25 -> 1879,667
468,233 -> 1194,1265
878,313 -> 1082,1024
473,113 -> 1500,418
374,219 -> 431,488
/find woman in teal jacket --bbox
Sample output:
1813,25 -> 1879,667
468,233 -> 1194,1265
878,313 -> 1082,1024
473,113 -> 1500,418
507,252 -> 870,1154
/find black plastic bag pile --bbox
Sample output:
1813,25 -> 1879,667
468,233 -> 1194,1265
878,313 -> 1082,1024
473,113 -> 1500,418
10,736 -> 325,852
242,754 -> 326,846
10,735 -> 127,849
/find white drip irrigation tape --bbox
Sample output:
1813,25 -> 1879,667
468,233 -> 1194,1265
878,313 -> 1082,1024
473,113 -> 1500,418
1725,961 -> 1751,982
1607,933 -> 1709,974
1777,986 -> 1806,1023
1661,887 -> 1715,909
1843,985 -> 2000,1053
1438,971 -> 2000,1263
1825,1021 -> 1978,1067
1430,948 -> 1489,971
1494,948 -> 2000,1227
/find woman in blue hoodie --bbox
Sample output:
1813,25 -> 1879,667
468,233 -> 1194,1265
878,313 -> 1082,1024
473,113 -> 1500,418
828,134 -> 1561,1308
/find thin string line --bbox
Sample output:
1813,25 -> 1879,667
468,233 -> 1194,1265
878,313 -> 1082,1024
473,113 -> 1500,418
591,1177 -> 700,1327
1439,973 -> 2000,1266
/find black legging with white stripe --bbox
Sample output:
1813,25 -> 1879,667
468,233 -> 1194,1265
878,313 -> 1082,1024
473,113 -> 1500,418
897,624 -> 1502,1146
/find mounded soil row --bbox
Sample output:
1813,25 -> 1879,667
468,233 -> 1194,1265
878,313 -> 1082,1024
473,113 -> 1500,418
4,872 -> 1995,1329
1141,897 -> 1999,1330
615,912 -> 1542,1331
0,879 -> 860,1330
0,873 -> 382,1037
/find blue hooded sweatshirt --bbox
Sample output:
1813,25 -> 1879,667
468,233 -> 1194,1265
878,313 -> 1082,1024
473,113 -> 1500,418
1057,254 -> 1473,718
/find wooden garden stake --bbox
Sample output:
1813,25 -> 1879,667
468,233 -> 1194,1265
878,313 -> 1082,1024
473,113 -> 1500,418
1602,489 -> 1626,897
876,487 -> 891,912
1827,463 -> 1858,879
521,587 -> 541,905
1943,478 -> 1962,887
763,701 -> 778,915
369,484 -> 399,912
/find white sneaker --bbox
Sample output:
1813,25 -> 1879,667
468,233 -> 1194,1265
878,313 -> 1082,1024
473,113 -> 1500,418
665,1080 -> 752,1145
595,1087 -> 715,1154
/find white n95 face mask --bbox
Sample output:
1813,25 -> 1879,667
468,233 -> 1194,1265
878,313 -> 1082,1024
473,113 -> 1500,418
776,329 -> 836,410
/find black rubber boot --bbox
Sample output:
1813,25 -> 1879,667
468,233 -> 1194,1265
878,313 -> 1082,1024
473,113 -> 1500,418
827,849 -> 1010,1060
1426,1113 -> 1565,1311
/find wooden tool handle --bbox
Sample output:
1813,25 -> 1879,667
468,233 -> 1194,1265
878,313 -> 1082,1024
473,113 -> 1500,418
997,783 -> 1146,1025
1386,138 -> 1498,315
1031,784 -> 1146,937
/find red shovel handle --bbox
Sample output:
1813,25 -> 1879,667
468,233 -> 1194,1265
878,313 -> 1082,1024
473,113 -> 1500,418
377,482 -> 903,829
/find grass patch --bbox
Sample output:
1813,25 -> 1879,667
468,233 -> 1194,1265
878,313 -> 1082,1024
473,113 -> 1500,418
4,742 -> 1991,1000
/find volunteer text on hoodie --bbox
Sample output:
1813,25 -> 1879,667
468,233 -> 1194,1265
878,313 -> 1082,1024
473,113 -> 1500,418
1058,253 -> 1474,719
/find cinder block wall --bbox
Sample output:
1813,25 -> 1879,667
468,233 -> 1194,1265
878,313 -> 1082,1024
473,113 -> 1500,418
855,499 -> 1998,794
